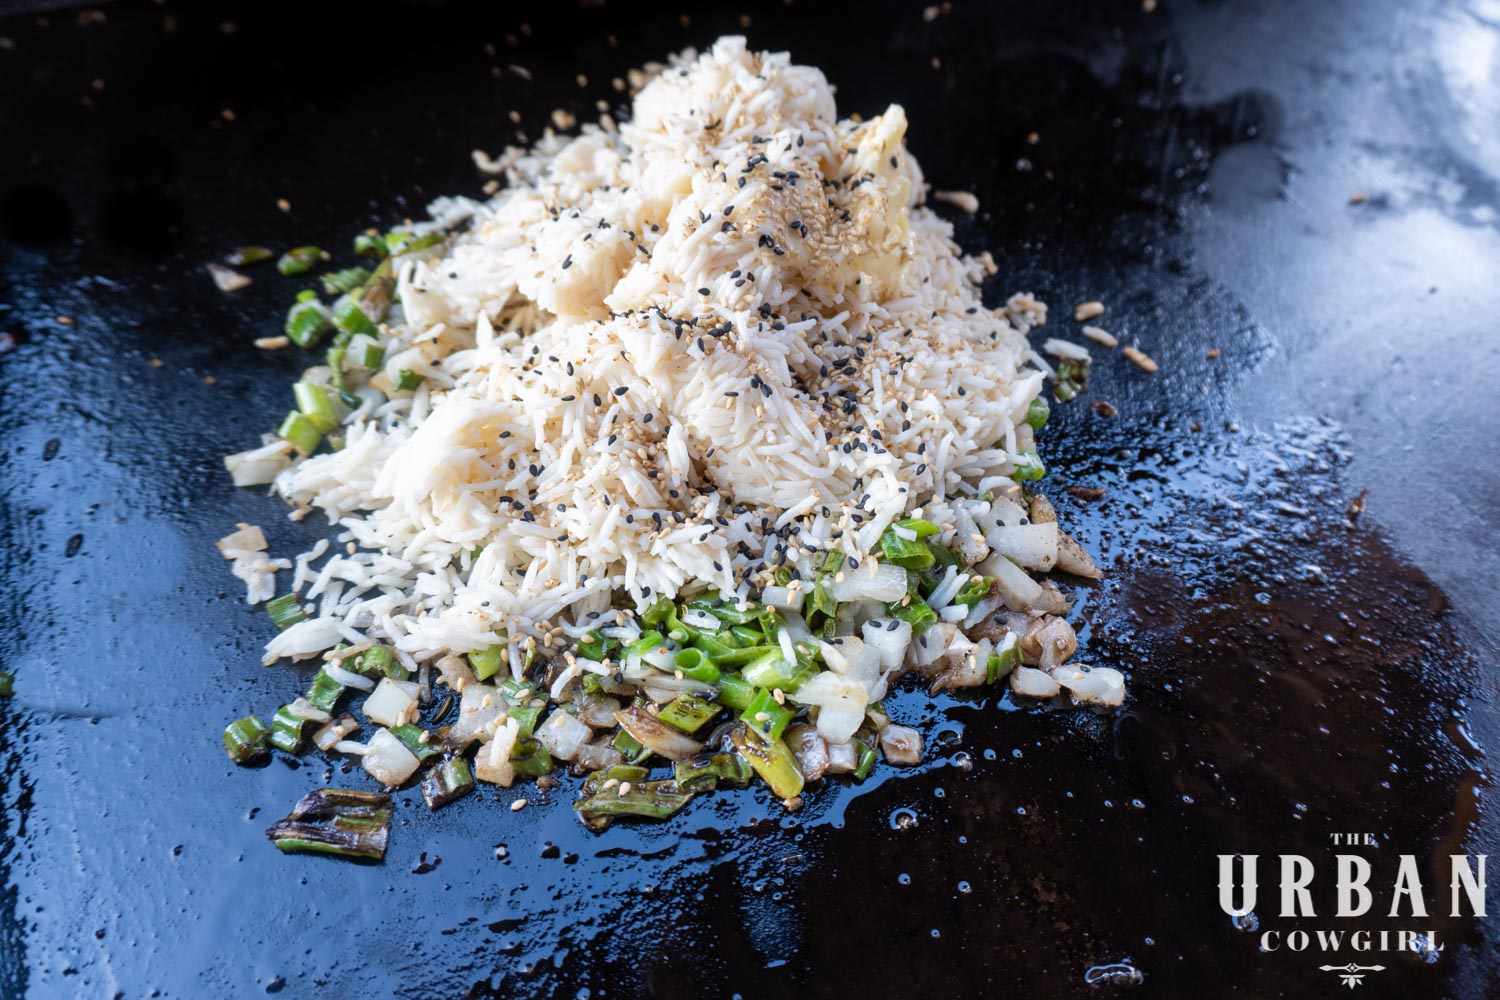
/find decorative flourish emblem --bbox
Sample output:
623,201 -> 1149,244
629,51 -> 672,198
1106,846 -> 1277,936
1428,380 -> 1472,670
1318,964 -> 1386,989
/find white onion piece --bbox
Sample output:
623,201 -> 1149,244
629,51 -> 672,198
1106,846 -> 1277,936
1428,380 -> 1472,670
363,677 -> 419,727
861,619 -> 912,672
1011,666 -> 1060,699
574,739 -> 624,772
787,672 -> 867,744
905,623 -> 972,670
536,709 -> 592,761
1051,664 -> 1125,707
819,637 -> 881,690
879,724 -> 923,766
985,522 -> 1059,571
825,739 -> 860,773
322,662 -> 376,691
933,637 -> 990,691
215,524 -> 267,554
926,567 -> 965,610
951,506 -> 989,565
962,593 -> 1003,629
828,561 -> 907,603
448,683 -> 503,746
681,607 -> 724,630
786,724 -> 830,782
981,552 -> 1045,610
574,692 -> 622,728
475,717 -> 520,786
1056,530 -> 1102,579
362,728 -> 421,787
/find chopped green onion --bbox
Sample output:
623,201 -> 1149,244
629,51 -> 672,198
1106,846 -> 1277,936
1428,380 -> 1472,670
386,231 -> 445,256
612,729 -> 651,764
583,764 -> 651,796
265,788 -> 392,861
284,299 -> 331,349
353,338 -> 385,369
894,517 -> 941,538
469,644 -> 506,681
321,266 -> 370,296
305,668 -> 347,713
1011,451 -> 1046,481
714,672 -> 757,712
728,625 -> 765,646
574,778 -> 694,830
277,246 -> 323,276
508,703 -> 542,740
928,543 -> 964,568
953,576 -> 992,608
395,369 -> 424,392
672,648 -> 720,683
772,565 -> 794,586
683,596 -> 759,627
509,737 -> 554,777
226,245 -> 273,266
354,644 -> 407,680
803,579 -> 838,639
854,738 -> 878,780
223,714 -> 269,763
729,725 -> 804,800
0,672 -> 13,697
295,289 -> 318,303
673,752 -> 753,792
353,233 -> 388,257
741,687 -> 794,742
421,757 -> 474,810
821,549 -> 848,574
266,593 -> 308,630
293,381 -> 340,433
277,410 -> 321,456
269,705 -> 315,755
331,296 -> 377,338
987,632 -> 1021,683
326,345 -> 348,394
388,724 -> 439,763
576,634 -> 619,663
497,678 -> 537,704
741,649 -> 815,692
1027,395 -> 1051,429
886,594 -> 938,635
879,525 -> 935,571
657,693 -> 721,734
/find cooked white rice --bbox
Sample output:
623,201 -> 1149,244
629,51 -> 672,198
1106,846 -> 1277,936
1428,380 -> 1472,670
249,37 -> 1052,675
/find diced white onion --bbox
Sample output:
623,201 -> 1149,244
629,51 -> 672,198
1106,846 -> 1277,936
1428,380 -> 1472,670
535,709 -> 592,761
1051,664 -> 1125,706
361,728 -> 420,786
363,677 -> 419,727
861,619 -> 912,672
828,561 -> 908,603
984,522 -> 1059,571
1011,666 -> 1060,699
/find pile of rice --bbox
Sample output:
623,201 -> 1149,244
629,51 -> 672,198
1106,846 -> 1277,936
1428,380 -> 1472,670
241,37 -> 1059,681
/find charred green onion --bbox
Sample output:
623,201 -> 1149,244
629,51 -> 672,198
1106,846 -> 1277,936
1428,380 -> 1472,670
353,232 -> 388,257
223,714 -> 269,763
729,725 -> 804,800
422,757 -> 474,810
656,693 -> 720,734
269,704 -> 316,754
265,788 -> 392,861
509,737 -> 554,777
305,668 -> 347,713
574,778 -> 694,830
673,752 -> 753,792
388,723 -> 439,763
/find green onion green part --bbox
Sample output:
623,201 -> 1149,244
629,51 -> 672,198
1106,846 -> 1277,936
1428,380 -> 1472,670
277,246 -> 323,276
266,593 -> 308,631
421,757 -> 474,810
226,246 -> 273,267
223,714 -> 269,764
265,788 -> 392,861
741,687 -> 794,742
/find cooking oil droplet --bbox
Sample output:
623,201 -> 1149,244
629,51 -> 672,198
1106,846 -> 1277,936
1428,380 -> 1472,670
897,872 -> 912,885
957,881 -> 972,894
890,808 -> 918,830
951,751 -> 973,771
1232,911 -> 1259,932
